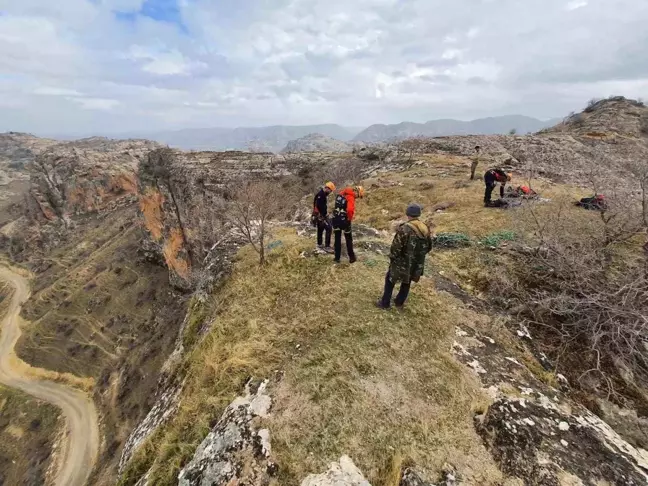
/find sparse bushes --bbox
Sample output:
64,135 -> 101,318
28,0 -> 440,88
497,192 -> 648,394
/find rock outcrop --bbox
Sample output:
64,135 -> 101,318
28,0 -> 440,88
0,132 -> 59,174
477,397 -> 648,485
281,133 -> 352,153
177,380 -> 274,486
27,138 -> 159,223
0,132 -> 60,224
300,456 -> 371,486
451,320 -> 648,486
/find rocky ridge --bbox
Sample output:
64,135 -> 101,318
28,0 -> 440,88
393,97 -> 648,188
281,133 -> 352,153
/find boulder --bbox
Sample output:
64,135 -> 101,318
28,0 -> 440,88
300,456 -> 371,486
177,380 -> 274,486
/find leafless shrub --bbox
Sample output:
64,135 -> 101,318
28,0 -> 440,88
501,178 -> 648,395
584,98 -> 601,112
227,180 -> 296,265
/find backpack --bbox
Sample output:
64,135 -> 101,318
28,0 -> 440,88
332,194 -> 348,222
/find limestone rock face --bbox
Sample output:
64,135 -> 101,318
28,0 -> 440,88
476,397 -> 648,485
300,456 -> 371,486
27,138 -> 160,223
177,380 -> 274,486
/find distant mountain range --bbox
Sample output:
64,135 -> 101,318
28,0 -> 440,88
352,115 -> 561,143
111,125 -> 360,153
42,115 -> 561,152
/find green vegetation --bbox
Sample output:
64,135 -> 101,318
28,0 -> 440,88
433,232 -> 472,248
479,230 -> 516,248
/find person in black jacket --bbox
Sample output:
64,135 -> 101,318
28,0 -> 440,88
484,168 -> 511,206
312,182 -> 336,251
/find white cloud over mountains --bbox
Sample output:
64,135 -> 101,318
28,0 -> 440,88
0,0 -> 647,134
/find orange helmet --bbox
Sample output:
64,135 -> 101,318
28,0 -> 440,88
506,172 -> 513,182
354,185 -> 365,198
325,181 -> 336,192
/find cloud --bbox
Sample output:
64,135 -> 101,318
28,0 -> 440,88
127,45 -> 207,75
566,0 -> 588,11
34,87 -> 84,96
0,0 -> 647,134
71,97 -> 121,110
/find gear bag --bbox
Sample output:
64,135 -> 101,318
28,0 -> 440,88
332,194 -> 349,224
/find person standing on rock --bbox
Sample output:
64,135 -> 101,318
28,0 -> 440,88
332,185 -> 365,264
377,204 -> 433,310
470,145 -> 481,180
312,181 -> 336,252
483,168 -> 512,206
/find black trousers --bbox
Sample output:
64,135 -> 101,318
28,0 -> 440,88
317,219 -> 332,246
333,222 -> 355,262
380,271 -> 411,307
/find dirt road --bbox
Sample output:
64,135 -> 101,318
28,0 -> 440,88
0,266 -> 99,486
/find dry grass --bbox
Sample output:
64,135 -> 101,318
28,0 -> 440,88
0,385 -> 61,486
123,225 -> 503,485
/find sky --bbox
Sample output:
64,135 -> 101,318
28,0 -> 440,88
1,0 -> 647,135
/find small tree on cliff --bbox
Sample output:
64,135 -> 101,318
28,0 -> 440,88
228,180 -> 284,265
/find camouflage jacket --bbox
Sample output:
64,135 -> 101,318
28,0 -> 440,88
389,219 -> 433,284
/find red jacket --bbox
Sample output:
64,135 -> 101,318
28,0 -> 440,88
338,187 -> 356,221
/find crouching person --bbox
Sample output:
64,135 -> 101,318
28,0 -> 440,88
377,204 -> 433,310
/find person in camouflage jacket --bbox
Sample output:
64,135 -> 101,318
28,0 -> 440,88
377,204 -> 433,309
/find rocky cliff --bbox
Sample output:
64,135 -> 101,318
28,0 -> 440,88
26,138 -> 160,224
137,148 -> 326,288
0,132 -> 60,225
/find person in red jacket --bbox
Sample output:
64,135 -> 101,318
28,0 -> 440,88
332,185 -> 365,263
484,168 -> 512,206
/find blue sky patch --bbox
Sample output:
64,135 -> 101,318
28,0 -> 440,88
114,0 -> 187,33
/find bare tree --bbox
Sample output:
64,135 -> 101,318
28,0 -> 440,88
228,180 -> 286,265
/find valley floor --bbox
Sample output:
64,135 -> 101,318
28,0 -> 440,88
0,265 -> 100,486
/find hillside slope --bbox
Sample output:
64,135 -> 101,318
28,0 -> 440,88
281,133 -> 352,153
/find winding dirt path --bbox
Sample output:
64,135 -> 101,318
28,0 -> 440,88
0,266 -> 99,486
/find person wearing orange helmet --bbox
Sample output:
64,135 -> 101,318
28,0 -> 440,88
312,181 -> 336,252
332,185 -> 365,263
484,168 -> 512,207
